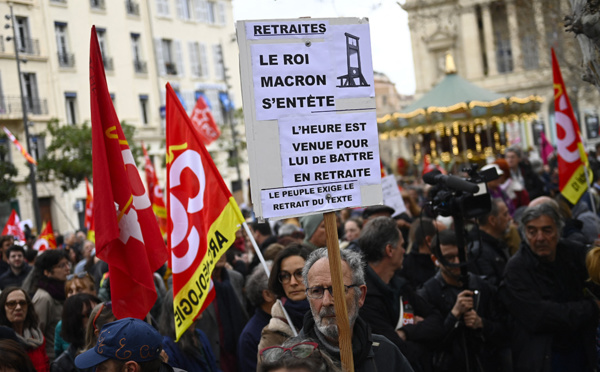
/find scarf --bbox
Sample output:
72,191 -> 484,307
37,277 -> 66,301
281,297 -> 311,331
16,327 -> 44,349
302,311 -> 372,366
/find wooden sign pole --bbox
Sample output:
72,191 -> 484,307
323,211 -> 355,372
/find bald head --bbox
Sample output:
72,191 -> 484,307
529,196 -> 559,209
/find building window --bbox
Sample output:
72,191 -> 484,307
15,17 -> 38,55
126,0 -> 140,15
189,42 -> 208,78
177,0 -> 193,20
31,135 -> 46,161
65,92 -> 78,125
213,44 -> 224,80
139,95 -> 149,125
110,93 -> 116,110
90,0 -> 106,10
55,22 -> 74,67
156,0 -> 170,16
207,1 -> 216,24
96,28 -> 113,70
131,33 -> 147,73
162,39 -> 176,75
22,73 -> 41,115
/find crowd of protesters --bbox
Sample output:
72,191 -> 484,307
1,144 -> 600,371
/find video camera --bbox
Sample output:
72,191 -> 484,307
424,164 -> 499,219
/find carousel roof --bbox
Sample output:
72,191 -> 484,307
378,55 -> 543,129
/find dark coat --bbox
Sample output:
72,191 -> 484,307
467,228 -> 510,288
0,264 -> 31,290
360,266 -> 443,372
237,307 -> 270,372
499,240 -> 598,372
418,272 -> 509,372
399,249 -> 437,290
297,312 -> 414,372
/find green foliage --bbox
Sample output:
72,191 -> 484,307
0,134 -> 18,202
37,119 -> 141,191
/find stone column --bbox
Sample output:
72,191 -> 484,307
506,0 -> 523,72
481,2 -> 497,76
461,5 -> 484,79
533,0 -> 549,68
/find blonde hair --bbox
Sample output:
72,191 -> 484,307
586,246 -> 600,284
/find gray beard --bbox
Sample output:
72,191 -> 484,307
311,302 -> 358,342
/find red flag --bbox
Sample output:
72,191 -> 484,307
3,126 -> 37,165
540,132 -> 554,165
84,177 -> 95,243
189,95 -> 221,146
552,48 -> 591,205
1,210 -> 25,241
90,26 -> 168,319
166,83 -> 245,340
142,143 -> 168,235
34,221 -> 57,251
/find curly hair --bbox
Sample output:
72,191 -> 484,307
0,287 -> 39,332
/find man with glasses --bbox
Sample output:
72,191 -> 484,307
500,203 -> 599,372
297,247 -> 413,372
359,217 -> 442,372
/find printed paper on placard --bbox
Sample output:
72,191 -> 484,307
278,112 -> 380,187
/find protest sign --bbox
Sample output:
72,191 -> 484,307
237,18 -> 382,220
381,175 -> 406,217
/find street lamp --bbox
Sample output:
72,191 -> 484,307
6,5 -> 41,231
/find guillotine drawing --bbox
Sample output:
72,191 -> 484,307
337,32 -> 370,88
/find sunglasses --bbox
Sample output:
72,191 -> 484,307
259,342 -> 319,362
92,301 -> 112,332
5,300 -> 27,309
67,271 -> 90,281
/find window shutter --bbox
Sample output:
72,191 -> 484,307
154,38 -> 165,76
189,42 -> 199,77
217,2 -> 226,26
200,43 -> 209,78
175,40 -> 185,77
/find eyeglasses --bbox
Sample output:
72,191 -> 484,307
55,261 -> 72,270
278,269 -> 303,284
92,301 -> 112,332
5,300 -> 27,309
67,271 -> 90,281
259,342 -> 319,362
306,284 -> 359,299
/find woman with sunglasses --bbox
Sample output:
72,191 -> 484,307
83,301 -> 115,351
259,338 -> 342,372
22,250 -> 70,361
0,286 -> 49,371
50,293 -> 100,372
257,244 -> 312,355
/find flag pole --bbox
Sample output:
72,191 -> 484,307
583,164 -> 600,238
242,221 -> 298,337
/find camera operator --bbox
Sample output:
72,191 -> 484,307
418,230 -> 510,372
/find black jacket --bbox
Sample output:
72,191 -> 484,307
499,239 -> 598,372
467,228 -> 510,288
399,248 -> 437,290
418,272 -> 509,372
297,312 -> 414,372
360,266 -> 443,371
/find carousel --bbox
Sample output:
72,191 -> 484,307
378,55 -> 543,176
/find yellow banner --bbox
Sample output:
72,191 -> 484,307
561,164 -> 592,205
173,197 -> 244,341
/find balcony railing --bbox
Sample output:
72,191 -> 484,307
126,0 -> 140,15
58,52 -> 75,67
103,55 -> 114,70
0,96 -> 48,116
16,38 -> 40,56
90,0 -> 105,10
134,59 -> 147,73
165,62 -> 177,75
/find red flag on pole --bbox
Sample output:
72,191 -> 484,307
1,210 -> 25,241
84,177 -> 95,243
90,26 -> 168,320
166,83 -> 245,341
552,48 -> 591,205
34,221 -> 57,251
189,95 -> 221,146
2,126 -> 37,165
142,143 -> 168,236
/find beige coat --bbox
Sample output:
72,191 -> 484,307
256,301 -> 296,367
32,288 -> 62,360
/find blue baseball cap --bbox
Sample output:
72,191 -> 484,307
75,318 -> 163,368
